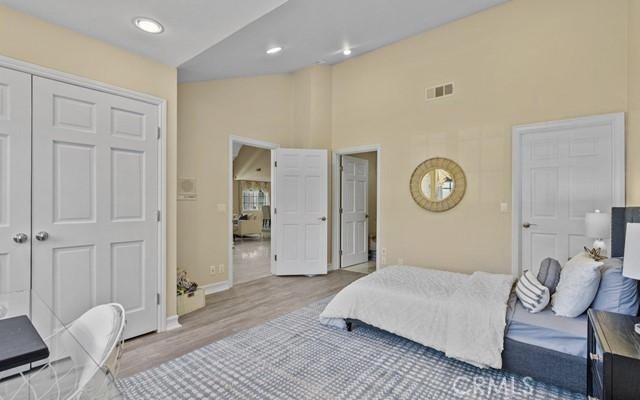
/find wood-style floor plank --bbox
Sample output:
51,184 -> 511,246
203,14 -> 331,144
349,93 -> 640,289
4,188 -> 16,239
119,270 -> 363,378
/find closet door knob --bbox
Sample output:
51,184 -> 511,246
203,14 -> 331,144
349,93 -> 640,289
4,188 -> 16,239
35,231 -> 49,241
12,233 -> 28,244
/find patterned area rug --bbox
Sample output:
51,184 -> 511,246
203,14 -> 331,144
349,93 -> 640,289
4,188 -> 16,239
117,298 -> 582,400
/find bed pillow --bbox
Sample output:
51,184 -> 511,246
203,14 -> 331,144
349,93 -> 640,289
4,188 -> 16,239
537,258 -> 561,295
516,270 -> 550,313
552,253 -> 603,317
591,258 -> 639,316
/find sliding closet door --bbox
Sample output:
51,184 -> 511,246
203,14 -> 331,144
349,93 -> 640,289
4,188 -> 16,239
31,77 -> 159,338
0,66 -> 31,294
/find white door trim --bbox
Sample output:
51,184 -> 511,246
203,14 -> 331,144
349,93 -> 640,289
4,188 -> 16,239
0,54 -> 169,333
227,135 -> 279,288
332,145 -> 382,271
511,112 -> 625,276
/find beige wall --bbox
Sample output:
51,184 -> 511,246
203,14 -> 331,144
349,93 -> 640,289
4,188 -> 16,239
178,75 -> 295,286
180,0 -> 638,286
331,0 -> 629,274
351,152 -> 377,237
0,6 -> 179,316
629,0 -> 640,205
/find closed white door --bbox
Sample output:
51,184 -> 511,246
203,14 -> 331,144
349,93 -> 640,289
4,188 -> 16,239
519,114 -> 624,274
0,67 -> 31,294
341,156 -> 368,267
273,149 -> 327,275
31,77 -> 159,338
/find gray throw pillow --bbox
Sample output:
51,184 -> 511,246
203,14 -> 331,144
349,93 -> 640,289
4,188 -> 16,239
537,258 -> 561,295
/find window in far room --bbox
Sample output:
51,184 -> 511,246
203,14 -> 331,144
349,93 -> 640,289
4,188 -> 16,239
242,189 -> 270,211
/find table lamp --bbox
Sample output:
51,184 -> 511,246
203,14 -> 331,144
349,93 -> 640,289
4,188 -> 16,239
585,210 -> 610,254
623,223 -> 640,334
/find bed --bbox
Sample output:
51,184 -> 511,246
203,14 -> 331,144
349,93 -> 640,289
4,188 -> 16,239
321,207 -> 640,394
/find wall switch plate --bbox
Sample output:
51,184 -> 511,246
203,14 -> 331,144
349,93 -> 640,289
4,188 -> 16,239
218,264 -> 225,273
209,266 -> 216,275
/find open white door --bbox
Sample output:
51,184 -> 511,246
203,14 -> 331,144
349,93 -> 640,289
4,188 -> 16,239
273,149 -> 328,275
340,156 -> 369,267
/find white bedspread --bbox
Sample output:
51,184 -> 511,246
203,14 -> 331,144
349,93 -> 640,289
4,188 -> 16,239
319,265 -> 515,369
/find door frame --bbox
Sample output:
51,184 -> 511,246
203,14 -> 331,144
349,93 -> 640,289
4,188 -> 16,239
227,135 -> 279,288
0,55 -> 169,332
332,145 -> 382,271
511,112 -> 625,277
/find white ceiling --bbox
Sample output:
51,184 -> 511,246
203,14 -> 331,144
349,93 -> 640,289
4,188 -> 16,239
0,0 -> 288,67
1,0 -> 508,81
178,0 -> 508,82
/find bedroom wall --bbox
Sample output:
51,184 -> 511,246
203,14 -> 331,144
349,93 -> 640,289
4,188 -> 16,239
178,75 -> 295,287
331,0 -> 629,274
0,6 -> 179,317
628,0 -> 640,205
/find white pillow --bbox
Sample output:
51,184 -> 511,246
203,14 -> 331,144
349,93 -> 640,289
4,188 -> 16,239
552,253 -> 603,317
516,270 -> 550,313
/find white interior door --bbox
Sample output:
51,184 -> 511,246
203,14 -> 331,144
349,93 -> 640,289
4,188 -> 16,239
341,155 -> 368,267
0,66 -> 31,295
273,149 -> 328,275
519,114 -> 624,274
31,77 -> 159,339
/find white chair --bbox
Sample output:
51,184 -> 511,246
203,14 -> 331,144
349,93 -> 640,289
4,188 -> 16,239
59,303 -> 126,399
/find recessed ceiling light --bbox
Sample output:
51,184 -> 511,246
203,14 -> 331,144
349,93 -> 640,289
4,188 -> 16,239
266,46 -> 283,55
133,17 -> 164,34
343,48 -> 352,56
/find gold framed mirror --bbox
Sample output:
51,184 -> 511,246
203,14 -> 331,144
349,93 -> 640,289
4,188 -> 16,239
410,158 -> 466,212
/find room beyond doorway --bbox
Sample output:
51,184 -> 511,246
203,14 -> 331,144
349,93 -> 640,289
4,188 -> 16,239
228,137 -> 278,286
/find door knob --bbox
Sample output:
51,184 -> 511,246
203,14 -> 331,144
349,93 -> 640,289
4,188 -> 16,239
319,217 -> 327,221
12,233 -> 28,243
35,231 -> 49,241
522,222 -> 537,229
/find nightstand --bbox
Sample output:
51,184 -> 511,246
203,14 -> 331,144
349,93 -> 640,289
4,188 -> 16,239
587,309 -> 640,399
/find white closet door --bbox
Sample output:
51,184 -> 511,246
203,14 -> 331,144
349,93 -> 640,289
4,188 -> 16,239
0,66 -> 31,294
32,77 -> 159,338
341,156 -> 368,267
273,149 -> 328,276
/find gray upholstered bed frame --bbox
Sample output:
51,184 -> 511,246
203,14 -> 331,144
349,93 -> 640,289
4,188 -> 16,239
502,206 -> 640,394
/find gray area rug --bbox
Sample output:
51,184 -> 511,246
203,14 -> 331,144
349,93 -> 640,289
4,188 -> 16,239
117,298 -> 582,399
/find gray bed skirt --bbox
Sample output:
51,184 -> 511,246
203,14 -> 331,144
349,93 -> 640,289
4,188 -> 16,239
502,338 -> 586,394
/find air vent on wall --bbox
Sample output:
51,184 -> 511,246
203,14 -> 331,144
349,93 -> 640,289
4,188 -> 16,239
178,177 -> 197,201
425,82 -> 454,101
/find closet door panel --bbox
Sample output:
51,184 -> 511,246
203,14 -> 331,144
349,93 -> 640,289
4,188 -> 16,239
32,77 -> 159,338
0,66 -> 31,294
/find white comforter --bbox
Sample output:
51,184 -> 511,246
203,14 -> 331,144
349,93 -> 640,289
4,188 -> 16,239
319,265 -> 515,369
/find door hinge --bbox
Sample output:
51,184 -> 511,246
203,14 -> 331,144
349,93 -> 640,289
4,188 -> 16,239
274,208 -> 277,215
157,210 -> 161,221
274,254 -> 278,262
340,250 -> 343,256
340,165 -> 344,172
156,293 -> 161,305
339,208 -> 343,214
157,127 -> 161,139
274,161 -> 278,167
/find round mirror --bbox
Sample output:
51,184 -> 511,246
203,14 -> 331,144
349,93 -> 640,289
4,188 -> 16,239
410,158 -> 466,212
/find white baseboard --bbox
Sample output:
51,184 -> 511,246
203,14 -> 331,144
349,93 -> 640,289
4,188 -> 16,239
201,280 -> 232,295
166,315 -> 182,331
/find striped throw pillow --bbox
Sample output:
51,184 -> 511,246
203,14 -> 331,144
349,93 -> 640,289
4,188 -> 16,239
516,270 -> 550,313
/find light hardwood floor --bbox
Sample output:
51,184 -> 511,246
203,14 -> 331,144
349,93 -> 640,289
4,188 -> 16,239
233,237 -> 271,285
119,270 -> 364,378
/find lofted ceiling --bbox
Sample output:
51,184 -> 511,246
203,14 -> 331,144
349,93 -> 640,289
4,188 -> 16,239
0,0 -> 288,67
1,0 -> 508,82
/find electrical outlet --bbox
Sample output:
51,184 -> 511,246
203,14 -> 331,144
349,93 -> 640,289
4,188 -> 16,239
500,202 -> 509,213
209,265 -> 216,275
398,258 -> 404,265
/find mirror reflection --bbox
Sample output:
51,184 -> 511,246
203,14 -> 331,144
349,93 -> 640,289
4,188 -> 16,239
420,169 -> 454,202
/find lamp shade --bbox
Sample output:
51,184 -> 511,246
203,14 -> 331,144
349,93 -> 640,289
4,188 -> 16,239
624,223 -> 640,280
585,211 -> 610,239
